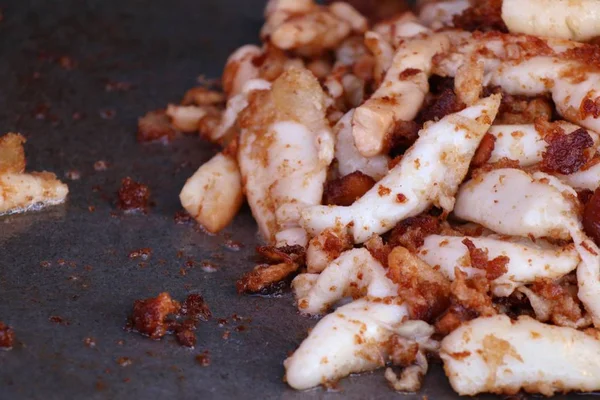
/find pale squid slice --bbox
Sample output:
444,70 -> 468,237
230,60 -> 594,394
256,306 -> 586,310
292,248 -> 398,315
334,110 -> 389,181
502,0 -> 600,42
238,67 -> 334,243
351,32 -> 450,157
418,0 -> 469,30
454,168 -> 600,326
441,315 -> 600,396
285,298 -> 434,390
0,172 -> 69,216
301,95 -> 501,244
221,45 -> 262,98
488,122 -> 593,166
418,234 -> 580,297
179,152 -> 244,233
0,133 -> 68,215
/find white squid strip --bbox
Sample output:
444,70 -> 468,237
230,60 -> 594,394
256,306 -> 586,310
488,122 -> 595,166
454,168 -> 600,327
441,315 -> 600,396
292,248 -> 398,315
238,67 -> 334,243
0,172 -> 69,215
418,235 -> 580,297
351,32 -> 450,157
285,298 -> 426,390
302,95 -> 500,243
502,0 -> 600,42
335,110 -> 389,180
558,162 -> 600,191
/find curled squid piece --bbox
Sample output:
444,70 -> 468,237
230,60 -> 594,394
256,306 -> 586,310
212,79 -> 272,143
179,152 -> 243,234
221,45 -> 262,98
292,248 -> 398,315
285,298 -> 435,390
238,67 -> 334,243
352,32 -> 450,157
418,234 -> 580,297
302,95 -> 501,243
265,0 -> 367,57
454,168 -> 577,240
454,168 -> 600,326
441,315 -> 600,396
0,133 -> 68,215
502,0 -> 600,42
334,110 -> 389,181
433,33 -> 600,132
418,0 -> 469,30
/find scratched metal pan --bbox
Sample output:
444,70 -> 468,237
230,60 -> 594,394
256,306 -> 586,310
0,0 -> 592,399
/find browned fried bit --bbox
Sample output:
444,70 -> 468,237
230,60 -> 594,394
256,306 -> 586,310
462,238 -> 509,280
137,110 -> 176,143
49,315 -> 70,326
417,88 -> 465,124
0,322 -> 15,349
386,247 -> 451,321
453,0 -> 507,32
128,248 -> 152,260
323,171 -> 376,206
128,293 -> 211,348
584,188 -> 600,245
256,245 -> 305,265
236,263 -> 300,294
180,294 -> 212,322
117,177 -> 151,212
529,277 -> 587,327
388,215 -> 442,252
540,127 -> 594,175
129,292 -> 180,339
83,337 -> 96,348
470,133 -> 496,168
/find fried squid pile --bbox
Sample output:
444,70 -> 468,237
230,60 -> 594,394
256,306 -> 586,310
157,0 -> 600,396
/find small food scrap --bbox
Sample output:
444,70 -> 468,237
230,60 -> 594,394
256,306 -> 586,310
83,337 -> 96,348
129,292 -> 180,339
117,177 -> 150,212
137,110 -> 177,143
196,351 -> 211,366
93,160 -> 109,171
128,293 -> 211,348
65,170 -> 81,180
99,109 -> 116,120
117,357 -> 132,367
0,322 -> 15,350
128,248 -> 152,260
49,316 -> 70,326
0,133 -> 69,215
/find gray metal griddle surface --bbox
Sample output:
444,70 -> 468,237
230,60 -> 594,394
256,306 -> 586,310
0,1 -> 594,399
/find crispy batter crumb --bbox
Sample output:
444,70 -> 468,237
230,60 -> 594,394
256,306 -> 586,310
117,177 -> 150,212
236,263 -> 299,294
137,110 -> 176,143
0,322 -> 15,349
129,292 -> 180,339
128,248 -> 152,260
